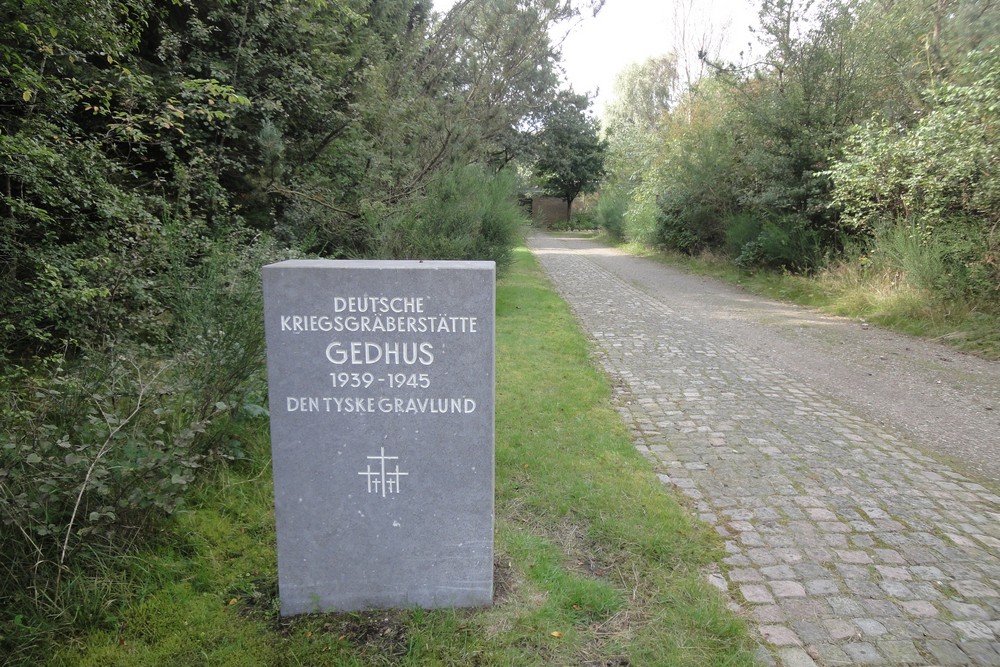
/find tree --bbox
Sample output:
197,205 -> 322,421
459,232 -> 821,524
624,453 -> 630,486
604,55 -> 677,136
533,91 -> 607,221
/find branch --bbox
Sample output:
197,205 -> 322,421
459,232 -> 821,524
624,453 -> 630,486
59,359 -> 163,572
301,119 -> 352,168
700,51 -> 778,75
267,186 -> 355,216
403,128 -> 455,196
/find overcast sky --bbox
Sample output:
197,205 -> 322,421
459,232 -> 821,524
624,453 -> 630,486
556,0 -> 760,114
433,0 -> 763,117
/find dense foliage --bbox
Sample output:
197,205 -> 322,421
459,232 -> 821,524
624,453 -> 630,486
533,90 -> 607,221
0,0 -> 602,659
601,0 -> 999,308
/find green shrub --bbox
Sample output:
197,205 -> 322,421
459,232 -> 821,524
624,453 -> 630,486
379,165 -> 525,273
654,201 -> 723,255
594,189 -> 629,240
723,213 -> 763,258
547,208 -> 596,231
163,230 -> 291,420
829,49 -> 1000,234
872,219 -> 1000,309
0,233 -> 287,643
623,200 -> 659,245
825,50 -> 1000,306
734,214 -> 825,272
932,220 -> 1000,308
0,125 -> 168,357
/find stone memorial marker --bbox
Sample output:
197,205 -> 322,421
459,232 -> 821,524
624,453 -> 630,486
262,260 -> 495,616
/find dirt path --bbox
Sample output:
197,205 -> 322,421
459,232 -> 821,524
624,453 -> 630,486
528,232 -> 1000,667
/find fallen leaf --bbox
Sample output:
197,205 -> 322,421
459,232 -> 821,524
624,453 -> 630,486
549,631 -> 562,638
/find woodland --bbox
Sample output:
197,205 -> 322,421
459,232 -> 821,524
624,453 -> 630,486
599,0 -> 999,312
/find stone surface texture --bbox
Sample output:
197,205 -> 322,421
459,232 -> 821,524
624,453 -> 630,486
528,233 -> 1000,666
263,260 -> 495,615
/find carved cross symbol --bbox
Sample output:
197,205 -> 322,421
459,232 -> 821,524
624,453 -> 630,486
359,447 -> 408,497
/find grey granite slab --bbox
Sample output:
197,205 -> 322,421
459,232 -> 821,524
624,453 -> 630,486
263,260 -> 495,615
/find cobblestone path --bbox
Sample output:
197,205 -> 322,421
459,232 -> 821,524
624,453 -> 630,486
528,233 -> 1000,667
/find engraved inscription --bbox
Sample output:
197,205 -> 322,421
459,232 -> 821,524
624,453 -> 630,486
263,261 -> 495,613
358,447 -> 409,497
276,293 -> 483,415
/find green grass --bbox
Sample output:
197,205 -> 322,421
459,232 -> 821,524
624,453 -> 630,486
610,236 -> 1000,360
27,247 -> 754,667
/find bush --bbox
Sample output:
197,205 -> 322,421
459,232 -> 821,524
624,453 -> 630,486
623,200 -> 659,245
734,214 -> 825,272
871,219 -> 1000,309
0,125 -> 168,357
723,213 -> 763,258
829,49 -> 1000,234
594,189 -> 629,240
0,232 -> 287,646
823,50 -> 1000,307
654,201 -> 723,255
379,165 -> 525,273
162,230 -> 289,421
547,208 -> 596,231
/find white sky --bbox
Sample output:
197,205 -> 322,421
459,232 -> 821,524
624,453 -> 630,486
433,0 -> 763,117
557,0 -> 761,115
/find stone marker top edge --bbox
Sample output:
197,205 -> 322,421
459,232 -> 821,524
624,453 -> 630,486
263,259 -> 495,271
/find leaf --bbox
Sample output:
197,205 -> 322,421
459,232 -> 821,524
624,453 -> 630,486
549,631 -> 562,638
25,453 -> 41,464
22,90 -> 32,102
242,403 -> 269,417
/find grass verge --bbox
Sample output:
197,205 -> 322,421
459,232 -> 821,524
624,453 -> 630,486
611,237 -> 1000,360
31,247 -> 755,667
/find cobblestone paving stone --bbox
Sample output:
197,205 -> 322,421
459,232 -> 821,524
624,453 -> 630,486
528,234 -> 1000,666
